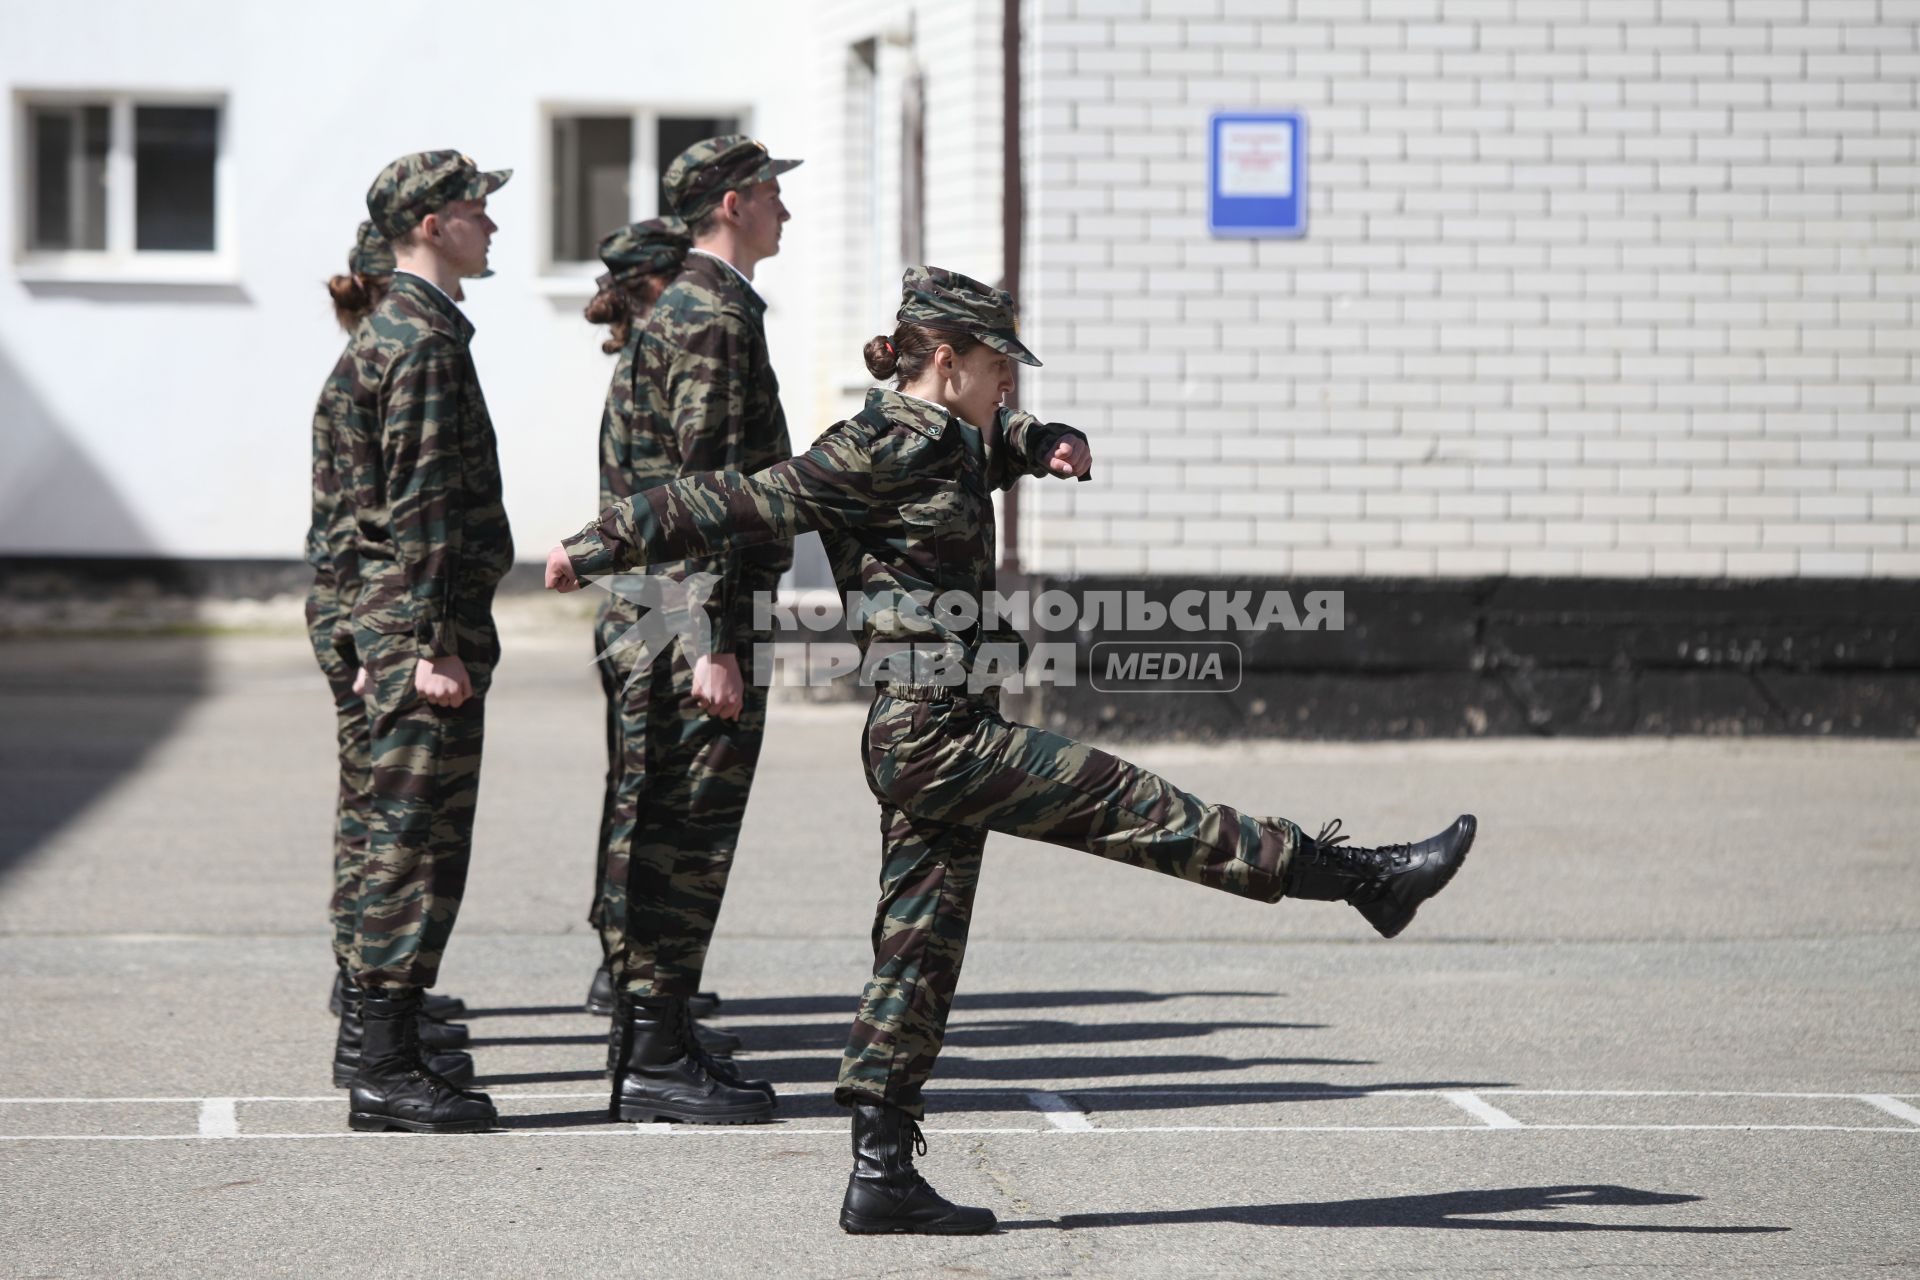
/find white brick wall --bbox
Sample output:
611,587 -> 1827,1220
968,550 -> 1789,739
1022,0 -> 1920,578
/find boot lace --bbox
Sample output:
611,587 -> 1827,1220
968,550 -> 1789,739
905,1117 -> 929,1159
678,1000 -> 750,1086
1314,819 -> 1415,874
392,998 -> 462,1094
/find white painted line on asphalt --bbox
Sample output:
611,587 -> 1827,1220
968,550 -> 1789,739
6,1123 -> 1917,1143
7,1087 -> 1920,1145
3,1088 -> 1913,1107
0,1097 -> 251,1105
1508,1124 -> 1920,1134
1486,1089 -> 1920,1101
1027,1091 -> 1096,1131
1439,1090 -> 1524,1129
196,1098 -> 237,1139
631,1123 -> 675,1134
1859,1095 -> 1920,1128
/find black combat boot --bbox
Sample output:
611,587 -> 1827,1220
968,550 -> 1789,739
416,1005 -> 471,1049
608,996 -> 775,1124
694,1019 -> 742,1054
601,1015 -> 743,1071
337,971 -> 471,1048
587,964 -> 721,1020
599,1000 -> 755,1085
585,964 -> 616,1016
589,965 -> 735,1049
332,980 -> 477,1088
1285,815 -> 1476,938
330,966 -> 465,1019
347,990 -> 497,1134
839,1101 -> 996,1235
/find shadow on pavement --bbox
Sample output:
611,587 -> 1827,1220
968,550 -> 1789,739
662,1081 -> 1513,1123
1003,1186 -> 1791,1234
495,1109 -> 612,1130
478,1079 -> 1515,1126
714,1017 -> 1328,1055
466,1032 -> 604,1049
0,346 -> 220,887
689,990 -> 1274,1020
736,1053 -> 1374,1087
480,1070 -> 607,1085
0,637 -> 211,885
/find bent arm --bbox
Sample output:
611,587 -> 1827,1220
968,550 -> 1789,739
991,408 -> 1093,490
564,421 -> 873,579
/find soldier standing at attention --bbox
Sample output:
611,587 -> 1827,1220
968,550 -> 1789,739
339,152 -> 514,1134
583,138 -> 800,1127
546,267 -> 1476,1231
581,217 -> 693,1020
309,222 -> 474,1092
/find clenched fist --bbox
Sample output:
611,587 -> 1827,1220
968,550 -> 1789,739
546,544 -> 581,592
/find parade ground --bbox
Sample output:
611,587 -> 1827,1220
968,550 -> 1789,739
1,610 -> 1916,1278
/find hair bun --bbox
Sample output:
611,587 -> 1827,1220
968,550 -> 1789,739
863,334 -> 898,380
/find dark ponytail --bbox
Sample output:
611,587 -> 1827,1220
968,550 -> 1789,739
584,279 -> 635,354
327,272 -> 389,331
863,322 -> 981,387
585,274 -> 672,354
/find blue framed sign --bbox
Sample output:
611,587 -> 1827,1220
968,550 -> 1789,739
1208,111 -> 1307,238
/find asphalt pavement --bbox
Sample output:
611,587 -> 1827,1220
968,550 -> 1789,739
0,607 -> 1915,1278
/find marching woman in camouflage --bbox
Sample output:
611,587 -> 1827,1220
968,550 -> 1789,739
572,217 -> 744,1059
581,218 -> 695,1015
308,221 -> 395,1001
338,152 -> 515,1134
308,221 -> 474,1092
582,138 -> 799,1127
546,268 -> 1475,1232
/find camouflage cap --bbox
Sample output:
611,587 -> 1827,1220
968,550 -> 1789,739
897,266 -> 1041,367
598,217 -> 691,286
366,149 -> 511,240
349,220 -> 395,278
663,135 -> 801,224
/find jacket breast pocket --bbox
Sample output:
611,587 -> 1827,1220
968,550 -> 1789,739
898,481 -> 971,586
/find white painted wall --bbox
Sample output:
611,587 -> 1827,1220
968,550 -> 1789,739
0,0 -> 821,561
8,0 -> 1917,584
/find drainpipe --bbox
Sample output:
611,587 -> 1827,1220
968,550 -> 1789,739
999,0 -> 1025,576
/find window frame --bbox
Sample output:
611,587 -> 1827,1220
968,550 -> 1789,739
535,99 -> 750,293
12,87 -> 235,285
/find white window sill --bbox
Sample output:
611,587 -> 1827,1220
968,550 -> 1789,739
16,255 -> 239,287
530,270 -> 604,298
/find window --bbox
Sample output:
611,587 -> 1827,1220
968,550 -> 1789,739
550,116 -> 633,265
842,38 -> 907,388
134,106 -> 219,251
544,106 -> 744,272
653,114 -> 739,215
28,103 -> 109,251
16,92 -> 229,279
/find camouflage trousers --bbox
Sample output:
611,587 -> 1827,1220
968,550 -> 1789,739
350,625 -> 491,992
304,586 -> 372,968
590,616 -> 769,998
835,690 -> 1303,1118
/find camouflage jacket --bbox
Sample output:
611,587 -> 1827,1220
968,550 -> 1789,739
565,387 -> 1086,683
597,250 -> 794,655
304,341 -> 360,641
342,272 -> 514,659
